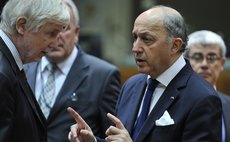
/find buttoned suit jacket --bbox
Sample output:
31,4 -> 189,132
0,37 -> 47,142
218,92 -> 230,142
115,61 -> 222,142
25,47 -> 121,142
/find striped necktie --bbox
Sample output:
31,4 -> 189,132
38,63 -> 57,119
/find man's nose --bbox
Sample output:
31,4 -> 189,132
132,39 -> 142,53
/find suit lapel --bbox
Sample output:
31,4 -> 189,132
218,92 -> 230,141
18,70 -> 47,128
135,85 -> 179,142
24,62 -> 39,92
135,63 -> 192,142
124,76 -> 147,133
0,38 -> 46,129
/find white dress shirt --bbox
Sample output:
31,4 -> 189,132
0,29 -> 23,70
35,46 -> 78,107
138,55 -> 186,117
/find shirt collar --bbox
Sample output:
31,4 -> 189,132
40,57 -> 50,73
41,46 -> 78,75
149,55 -> 186,87
0,29 -> 23,70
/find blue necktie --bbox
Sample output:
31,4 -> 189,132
132,78 -> 158,141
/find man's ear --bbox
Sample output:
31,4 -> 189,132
220,57 -> 226,71
171,38 -> 183,53
16,16 -> 27,35
74,26 -> 80,44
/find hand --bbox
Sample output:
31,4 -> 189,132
67,107 -> 95,142
105,113 -> 132,142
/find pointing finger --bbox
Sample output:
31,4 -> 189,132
107,113 -> 125,129
67,107 -> 87,129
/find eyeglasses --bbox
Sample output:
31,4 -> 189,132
188,53 -> 221,64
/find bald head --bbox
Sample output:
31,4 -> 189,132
134,5 -> 188,50
137,6 -> 181,22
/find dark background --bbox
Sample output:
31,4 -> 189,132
0,0 -> 7,17
133,0 -> 230,56
2,0 -> 230,56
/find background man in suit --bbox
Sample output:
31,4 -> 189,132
24,0 -> 120,142
184,30 -> 230,142
68,5 -> 222,142
0,0 -> 69,142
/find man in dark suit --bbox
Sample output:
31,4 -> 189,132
68,5 -> 222,142
0,0 -> 70,142
24,0 -> 120,142
184,30 -> 230,142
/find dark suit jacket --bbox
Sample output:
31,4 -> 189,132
115,62 -> 222,142
218,92 -> 230,142
25,47 -> 121,142
0,38 -> 47,142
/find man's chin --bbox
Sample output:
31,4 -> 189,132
199,74 -> 212,83
46,54 -> 64,62
199,73 -> 210,79
137,66 -> 148,74
46,51 -> 62,57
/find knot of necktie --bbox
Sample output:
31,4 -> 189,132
47,63 -> 58,73
147,78 -> 159,91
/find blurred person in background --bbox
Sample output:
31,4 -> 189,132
184,30 -> 230,142
24,0 -> 121,142
0,0 -> 69,142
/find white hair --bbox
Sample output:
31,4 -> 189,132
0,0 -> 70,33
62,0 -> 80,26
186,30 -> 226,57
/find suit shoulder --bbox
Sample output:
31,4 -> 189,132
188,72 -> 215,93
178,71 -> 219,103
23,62 -> 38,71
218,92 -> 230,103
83,54 -> 118,70
0,52 -> 15,79
123,73 -> 147,86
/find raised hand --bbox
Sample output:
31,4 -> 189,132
105,113 -> 133,142
67,107 -> 95,142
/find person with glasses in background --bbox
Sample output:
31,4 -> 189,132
184,30 -> 230,142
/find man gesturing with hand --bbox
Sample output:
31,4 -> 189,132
67,107 -> 95,142
68,5 -> 222,142
68,107 -> 132,142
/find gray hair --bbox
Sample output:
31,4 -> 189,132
154,6 -> 188,52
0,0 -> 70,34
185,30 -> 226,57
62,0 -> 80,27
